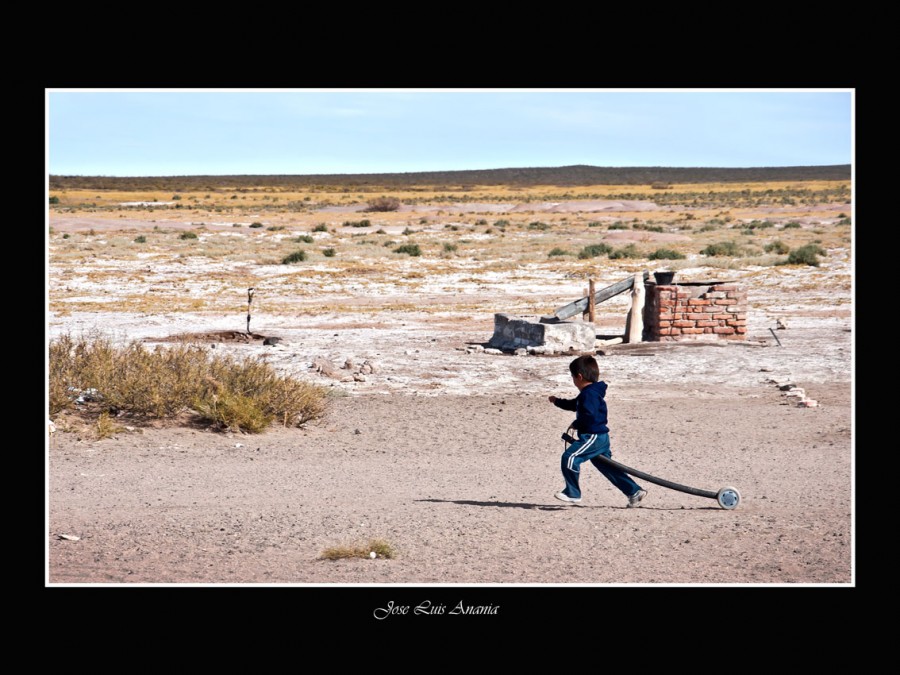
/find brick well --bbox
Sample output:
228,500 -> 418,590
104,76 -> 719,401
643,281 -> 747,342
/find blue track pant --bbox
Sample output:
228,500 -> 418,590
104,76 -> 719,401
561,433 -> 641,500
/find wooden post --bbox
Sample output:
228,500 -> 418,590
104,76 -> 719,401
247,287 -> 255,334
582,286 -> 589,321
625,273 -> 645,343
588,279 -> 596,323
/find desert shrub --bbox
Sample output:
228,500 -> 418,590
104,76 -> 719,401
322,248 -> 336,257
296,235 -> 314,243
48,334 -> 328,432
375,229 -> 387,234
394,243 -> 421,256
836,216 -> 851,225
648,248 -> 685,260
475,219 -> 488,226
548,247 -> 571,257
699,224 -> 718,232
578,243 -> 612,259
419,217 -> 428,224
528,221 -> 550,231
608,222 -> 629,230
232,223 -> 242,227
282,250 -> 307,264
344,219 -> 371,228
172,194 -> 181,200
62,233 -> 70,239
786,244 -> 827,266
609,244 -> 642,259
366,197 -> 401,212
313,223 -> 328,232
764,240 -> 790,254
134,235 -> 147,243
783,221 -> 801,229
651,182 -> 672,189
249,222 -> 264,228
701,241 -> 742,257
267,225 -> 285,231
179,232 -> 198,240
49,196 -> 60,204
634,224 -> 664,233
587,221 -> 604,227
494,219 -> 510,227
443,243 -> 458,253
747,220 -> 774,230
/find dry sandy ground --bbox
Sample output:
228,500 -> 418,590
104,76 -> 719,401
46,200 -> 855,594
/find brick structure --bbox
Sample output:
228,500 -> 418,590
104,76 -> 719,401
643,282 -> 747,342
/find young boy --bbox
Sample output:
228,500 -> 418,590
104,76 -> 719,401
549,355 -> 647,507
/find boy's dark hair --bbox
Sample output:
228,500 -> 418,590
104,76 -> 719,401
569,355 -> 599,382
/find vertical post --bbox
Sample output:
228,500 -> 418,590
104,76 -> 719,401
625,272 -> 645,343
582,286 -> 589,321
588,279 -> 596,323
247,287 -> 255,335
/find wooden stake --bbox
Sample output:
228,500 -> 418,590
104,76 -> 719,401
588,279 -> 596,323
247,287 -> 255,334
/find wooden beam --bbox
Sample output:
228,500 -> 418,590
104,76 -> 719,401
551,271 -> 650,321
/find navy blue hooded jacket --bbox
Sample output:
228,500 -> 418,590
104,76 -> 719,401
553,381 -> 609,434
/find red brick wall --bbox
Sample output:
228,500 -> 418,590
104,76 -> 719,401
643,283 -> 746,342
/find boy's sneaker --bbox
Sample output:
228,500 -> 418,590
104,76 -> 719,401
555,491 -> 582,504
627,489 -> 647,508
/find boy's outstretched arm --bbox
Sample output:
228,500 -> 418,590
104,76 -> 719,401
549,396 -> 577,411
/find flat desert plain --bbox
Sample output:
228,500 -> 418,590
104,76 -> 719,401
46,186 -> 854,585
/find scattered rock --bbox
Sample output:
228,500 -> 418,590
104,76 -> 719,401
353,373 -> 367,382
359,360 -> 377,375
514,348 -> 527,356
484,348 -> 504,355
263,336 -> 282,346
311,357 -> 352,381
776,318 -> 788,330
798,399 -> 819,407
342,358 -> 354,370
57,534 -> 80,541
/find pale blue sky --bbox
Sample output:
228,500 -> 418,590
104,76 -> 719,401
47,89 -> 852,176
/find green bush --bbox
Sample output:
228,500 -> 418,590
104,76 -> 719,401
648,248 -> 685,260
179,232 -> 198,240
701,241 -> 741,256
62,233 -> 70,239
577,243 -> 612,259
172,194 -> 182,200
783,221 -> 801,229
786,244 -> 824,266
296,235 -> 314,243
322,248 -> 336,257
134,235 -> 147,244
494,219 -> 510,227
267,225 -> 285,231
609,244 -> 642,259
49,196 -> 60,204
394,244 -> 421,256
343,219 -> 371,228
249,222 -> 264,228
528,221 -> 550,231
587,221 -> 604,227
764,240 -> 790,254
443,243 -> 458,253
313,223 -> 328,232
608,222 -> 629,230
282,250 -> 307,264
634,223 -> 664,233
548,247 -> 571,257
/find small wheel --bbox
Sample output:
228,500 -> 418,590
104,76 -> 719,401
716,486 -> 741,510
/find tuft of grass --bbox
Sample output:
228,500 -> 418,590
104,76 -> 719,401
312,223 -> 328,232
402,227 -> 415,235
134,235 -> 147,243
343,219 -> 371,228
96,411 -> 123,439
394,243 -> 421,257
783,221 -> 801,229
375,228 -> 387,234
296,235 -> 314,243
282,250 -> 307,264
548,247 -> 570,257
179,232 -> 198,240
442,243 -> 458,253
267,225 -> 285,231
527,221 -> 550,230
322,248 -> 336,257
608,221 -> 629,230
648,248 -> 685,260
249,222 -> 264,228
578,243 -> 612,259
319,538 -> 397,560
49,333 -> 329,432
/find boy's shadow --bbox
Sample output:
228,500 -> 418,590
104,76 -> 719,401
416,498 -> 713,511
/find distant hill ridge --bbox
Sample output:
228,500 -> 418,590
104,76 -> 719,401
50,164 -> 851,191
